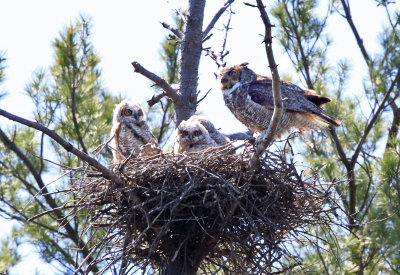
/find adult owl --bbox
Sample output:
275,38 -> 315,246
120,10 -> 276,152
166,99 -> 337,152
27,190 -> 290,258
173,116 -> 219,154
111,100 -> 161,163
218,63 -> 341,137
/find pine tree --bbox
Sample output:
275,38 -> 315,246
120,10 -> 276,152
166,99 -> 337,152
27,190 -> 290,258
0,16 -> 119,273
271,0 -> 400,273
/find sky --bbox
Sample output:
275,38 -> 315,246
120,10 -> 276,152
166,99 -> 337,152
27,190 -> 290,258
0,0 -> 391,274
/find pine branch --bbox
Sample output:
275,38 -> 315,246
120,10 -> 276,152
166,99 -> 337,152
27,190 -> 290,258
0,108 -> 124,185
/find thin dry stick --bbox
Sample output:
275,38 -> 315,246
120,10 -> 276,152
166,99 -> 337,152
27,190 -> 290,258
249,0 -> 283,168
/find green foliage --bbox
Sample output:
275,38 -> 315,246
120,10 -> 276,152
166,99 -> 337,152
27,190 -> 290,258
271,0 -> 400,274
0,229 -> 21,273
0,16 -> 118,272
0,52 -> 7,99
271,0 -> 332,89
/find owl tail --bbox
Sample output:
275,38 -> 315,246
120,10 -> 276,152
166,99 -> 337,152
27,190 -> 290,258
312,111 -> 342,127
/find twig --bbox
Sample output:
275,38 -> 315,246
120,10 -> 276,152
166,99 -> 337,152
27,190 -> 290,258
349,69 -> 400,169
147,91 -> 167,107
131,61 -> 179,102
339,0 -> 371,66
160,22 -> 183,39
249,0 -> 283,168
203,0 -> 235,39
0,108 -> 124,185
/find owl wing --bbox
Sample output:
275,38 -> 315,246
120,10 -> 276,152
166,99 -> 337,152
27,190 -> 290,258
242,81 -> 341,127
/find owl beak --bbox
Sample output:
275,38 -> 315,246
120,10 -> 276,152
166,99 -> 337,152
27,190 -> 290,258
133,113 -> 140,120
188,133 -> 194,139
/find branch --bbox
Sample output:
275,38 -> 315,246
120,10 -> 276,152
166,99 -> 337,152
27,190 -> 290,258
147,91 -> 167,107
160,22 -> 183,39
131,61 -> 179,102
249,0 -> 283,168
340,0 -> 371,66
0,109 -> 124,185
0,125 -> 99,273
203,0 -> 235,39
203,3 -> 233,68
349,69 -> 400,169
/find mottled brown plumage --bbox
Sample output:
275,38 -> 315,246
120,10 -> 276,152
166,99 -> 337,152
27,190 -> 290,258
111,100 -> 161,163
173,116 -> 220,154
218,63 -> 341,137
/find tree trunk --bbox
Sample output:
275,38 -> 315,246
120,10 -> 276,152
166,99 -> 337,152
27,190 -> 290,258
175,0 -> 206,125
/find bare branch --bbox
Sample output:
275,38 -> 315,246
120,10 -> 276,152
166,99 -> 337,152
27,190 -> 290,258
340,0 -> 371,66
147,91 -> 167,107
131,61 -> 179,102
349,69 -> 400,169
203,0 -> 235,39
249,0 -> 283,168
160,22 -> 183,39
0,108 -> 124,185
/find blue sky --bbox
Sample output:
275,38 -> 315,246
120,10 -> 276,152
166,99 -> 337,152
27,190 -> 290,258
0,0 -> 390,273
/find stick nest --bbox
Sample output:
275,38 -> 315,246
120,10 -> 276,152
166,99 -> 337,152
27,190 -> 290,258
71,146 -> 333,274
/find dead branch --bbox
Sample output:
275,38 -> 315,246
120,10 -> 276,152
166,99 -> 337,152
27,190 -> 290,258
147,91 -> 167,107
131,61 -> 179,102
203,0 -> 235,39
160,22 -> 183,39
0,108 -> 124,185
204,3 -> 233,68
249,0 -> 283,168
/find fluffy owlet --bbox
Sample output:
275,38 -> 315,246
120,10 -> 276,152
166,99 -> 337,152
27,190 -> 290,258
111,100 -> 161,163
186,115 -> 231,146
173,116 -> 219,154
218,63 -> 341,137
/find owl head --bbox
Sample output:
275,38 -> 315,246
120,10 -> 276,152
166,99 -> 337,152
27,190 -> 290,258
218,62 -> 258,91
176,119 -> 210,146
113,100 -> 145,127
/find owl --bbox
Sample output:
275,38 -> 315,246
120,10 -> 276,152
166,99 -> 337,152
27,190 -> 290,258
173,116 -> 219,154
187,115 -> 231,146
111,100 -> 161,163
218,63 -> 341,137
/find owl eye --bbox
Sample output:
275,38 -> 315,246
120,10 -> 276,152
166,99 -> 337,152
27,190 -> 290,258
138,109 -> 143,116
228,69 -> 235,76
122,109 -> 132,116
182,130 -> 189,137
194,130 -> 202,136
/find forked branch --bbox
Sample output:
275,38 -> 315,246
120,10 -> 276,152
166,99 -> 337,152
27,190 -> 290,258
249,0 -> 283,168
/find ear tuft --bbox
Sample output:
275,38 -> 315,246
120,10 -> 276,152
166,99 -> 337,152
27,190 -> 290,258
240,62 -> 249,67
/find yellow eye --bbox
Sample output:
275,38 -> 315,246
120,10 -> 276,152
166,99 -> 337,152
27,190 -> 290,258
194,130 -> 202,136
228,69 -> 235,76
122,109 -> 132,116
